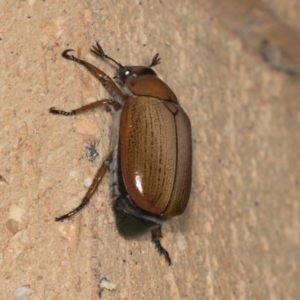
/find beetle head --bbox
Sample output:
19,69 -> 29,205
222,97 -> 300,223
118,66 -> 157,85
118,52 -> 160,84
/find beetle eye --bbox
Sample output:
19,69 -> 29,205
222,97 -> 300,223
122,67 -> 132,77
119,67 -> 132,83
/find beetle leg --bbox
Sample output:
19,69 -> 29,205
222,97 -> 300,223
151,226 -> 171,265
62,49 -> 128,104
55,152 -> 113,222
49,98 -> 122,116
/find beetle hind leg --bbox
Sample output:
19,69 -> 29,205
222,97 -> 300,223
151,227 -> 171,265
55,197 -> 90,221
55,152 -> 113,222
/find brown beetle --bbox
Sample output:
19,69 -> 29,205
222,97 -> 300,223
50,43 -> 192,265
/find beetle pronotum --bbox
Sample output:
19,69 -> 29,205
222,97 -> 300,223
50,42 -> 192,265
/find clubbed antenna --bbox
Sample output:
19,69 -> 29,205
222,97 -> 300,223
148,53 -> 161,68
90,42 -> 123,68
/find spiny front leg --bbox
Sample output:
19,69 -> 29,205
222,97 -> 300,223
62,49 -> 127,103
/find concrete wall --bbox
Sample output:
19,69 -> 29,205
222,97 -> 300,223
1,0 -> 299,299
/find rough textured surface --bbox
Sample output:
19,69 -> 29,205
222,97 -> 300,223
202,0 -> 300,77
1,0 -> 299,299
